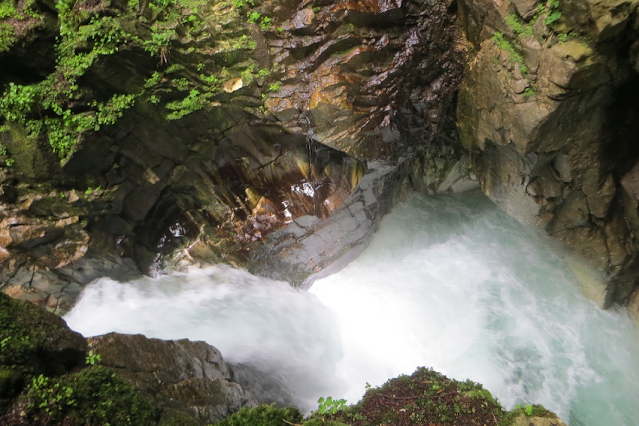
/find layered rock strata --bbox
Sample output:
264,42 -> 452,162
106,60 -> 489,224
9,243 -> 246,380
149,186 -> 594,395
0,0 -> 467,307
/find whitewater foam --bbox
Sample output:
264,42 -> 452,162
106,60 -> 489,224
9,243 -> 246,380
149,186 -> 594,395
65,191 -> 639,424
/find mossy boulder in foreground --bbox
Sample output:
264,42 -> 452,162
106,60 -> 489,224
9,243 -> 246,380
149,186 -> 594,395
0,291 -> 566,425
0,291 -> 254,425
220,367 -> 567,426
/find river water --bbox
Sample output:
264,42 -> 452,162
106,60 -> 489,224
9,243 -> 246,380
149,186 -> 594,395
64,191 -> 639,425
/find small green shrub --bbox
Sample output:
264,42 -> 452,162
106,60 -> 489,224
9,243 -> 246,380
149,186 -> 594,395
0,22 -> 14,52
215,404 -> 303,426
165,89 -> 206,120
544,10 -> 561,27
492,32 -> 528,75
544,0 -> 561,28
317,396 -> 347,415
85,350 -> 101,366
26,366 -> 157,425
505,13 -> 533,37
268,81 -> 282,92
232,0 -> 255,9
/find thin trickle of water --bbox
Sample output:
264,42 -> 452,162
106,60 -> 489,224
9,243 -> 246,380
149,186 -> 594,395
64,192 -> 639,425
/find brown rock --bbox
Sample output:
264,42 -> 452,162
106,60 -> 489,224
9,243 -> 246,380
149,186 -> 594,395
621,160 -> 639,231
512,0 -> 541,20
553,226 -> 609,271
587,174 -> 616,218
547,191 -> 590,234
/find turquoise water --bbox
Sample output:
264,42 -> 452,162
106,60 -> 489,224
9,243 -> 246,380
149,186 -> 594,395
65,191 -> 639,424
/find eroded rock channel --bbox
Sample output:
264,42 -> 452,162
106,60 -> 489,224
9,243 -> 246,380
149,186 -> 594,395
1,0 -> 639,424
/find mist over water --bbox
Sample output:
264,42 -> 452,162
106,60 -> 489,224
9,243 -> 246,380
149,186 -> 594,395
65,191 -> 639,425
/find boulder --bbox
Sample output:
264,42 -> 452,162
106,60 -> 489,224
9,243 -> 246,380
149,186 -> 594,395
88,333 -> 257,424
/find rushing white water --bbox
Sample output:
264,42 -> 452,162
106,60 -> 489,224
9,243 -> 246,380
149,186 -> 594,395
64,191 -> 639,425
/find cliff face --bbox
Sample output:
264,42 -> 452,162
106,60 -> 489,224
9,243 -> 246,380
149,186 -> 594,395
0,0 -> 468,308
456,0 -> 639,309
0,0 -> 638,315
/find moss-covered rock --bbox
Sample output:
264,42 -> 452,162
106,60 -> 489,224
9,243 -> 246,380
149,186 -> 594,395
500,404 -> 567,426
0,292 -> 86,381
0,291 -> 261,425
215,404 -> 303,426
25,366 -> 157,426
314,367 -> 505,426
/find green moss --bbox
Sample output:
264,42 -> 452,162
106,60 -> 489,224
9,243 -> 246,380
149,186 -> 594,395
302,421 -> 349,426
0,294 -> 49,376
522,86 -> 538,99
0,0 -> 275,165
316,368 -> 505,426
215,404 -> 303,426
499,404 -> 555,426
505,13 -> 533,37
0,368 -> 23,398
492,32 -> 528,75
26,366 -> 157,425
158,407 -> 201,426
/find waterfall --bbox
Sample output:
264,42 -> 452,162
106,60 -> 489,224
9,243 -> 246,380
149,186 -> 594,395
64,191 -> 639,425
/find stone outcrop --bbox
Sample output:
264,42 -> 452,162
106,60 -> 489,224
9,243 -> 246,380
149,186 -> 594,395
0,291 -> 254,425
0,0 -> 468,307
456,0 -> 639,308
251,144 -> 478,285
88,333 -> 257,424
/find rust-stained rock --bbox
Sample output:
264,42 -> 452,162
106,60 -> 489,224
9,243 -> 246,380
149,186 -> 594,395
1,0 -> 465,303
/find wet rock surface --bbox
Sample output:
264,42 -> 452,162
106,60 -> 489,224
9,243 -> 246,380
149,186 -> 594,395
88,333 -> 257,424
0,290 -> 253,425
251,145 -> 477,286
1,0 -> 466,307
2,0 -> 637,321
456,0 -> 639,309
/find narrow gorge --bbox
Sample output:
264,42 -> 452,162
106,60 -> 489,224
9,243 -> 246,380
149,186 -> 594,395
0,0 -> 638,424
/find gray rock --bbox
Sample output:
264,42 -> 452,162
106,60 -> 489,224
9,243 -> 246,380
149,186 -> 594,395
88,333 -> 257,424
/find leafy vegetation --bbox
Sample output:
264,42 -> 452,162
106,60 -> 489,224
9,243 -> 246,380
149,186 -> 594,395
500,403 -> 556,426
26,366 -> 157,425
311,367 -> 506,426
492,32 -> 528,75
505,13 -> 533,37
494,0 -> 569,100
0,293 -> 82,380
317,396 -> 347,414
544,0 -> 562,28
85,350 -> 101,366
215,404 -> 303,426
0,0 -> 267,163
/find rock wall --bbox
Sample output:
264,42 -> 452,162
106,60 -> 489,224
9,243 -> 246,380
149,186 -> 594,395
456,0 -> 639,309
0,0 -> 469,308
